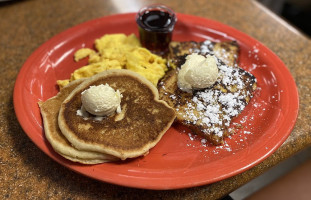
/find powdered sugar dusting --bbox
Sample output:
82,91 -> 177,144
178,59 -> 256,139
182,114 -> 257,155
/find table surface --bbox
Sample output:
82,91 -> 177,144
1,0 -> 310,199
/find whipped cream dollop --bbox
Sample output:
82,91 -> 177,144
177,53 -> 219,92
81,84 -> 122,117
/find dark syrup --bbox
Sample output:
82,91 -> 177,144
137,10 -> 176,55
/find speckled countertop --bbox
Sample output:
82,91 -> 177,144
1,0 -> 310,199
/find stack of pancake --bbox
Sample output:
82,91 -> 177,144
39,69 -> 176,164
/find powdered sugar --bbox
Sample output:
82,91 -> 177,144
183,118 -> 256,155
178,60 -> 256,139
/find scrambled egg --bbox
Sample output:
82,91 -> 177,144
126,48 -> 167,85
57,33 -> 167,89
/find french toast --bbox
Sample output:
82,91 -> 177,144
168,40 -> 239,68
158,40 -> 257,145
58,69 -> 176,160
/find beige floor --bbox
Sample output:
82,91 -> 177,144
230,146 -> 311,200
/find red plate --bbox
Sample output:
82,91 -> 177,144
14,13 -> 299,189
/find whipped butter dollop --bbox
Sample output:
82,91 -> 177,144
177,53 -> 219,92
81,84 -> 122,117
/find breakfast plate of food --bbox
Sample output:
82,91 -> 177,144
14,11 -> 298,189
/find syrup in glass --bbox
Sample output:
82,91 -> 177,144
136,5 -> 177,55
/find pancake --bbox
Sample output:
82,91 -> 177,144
158,40 -> 257,145
58,69 -> 176,160
39,79 -> 118,164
